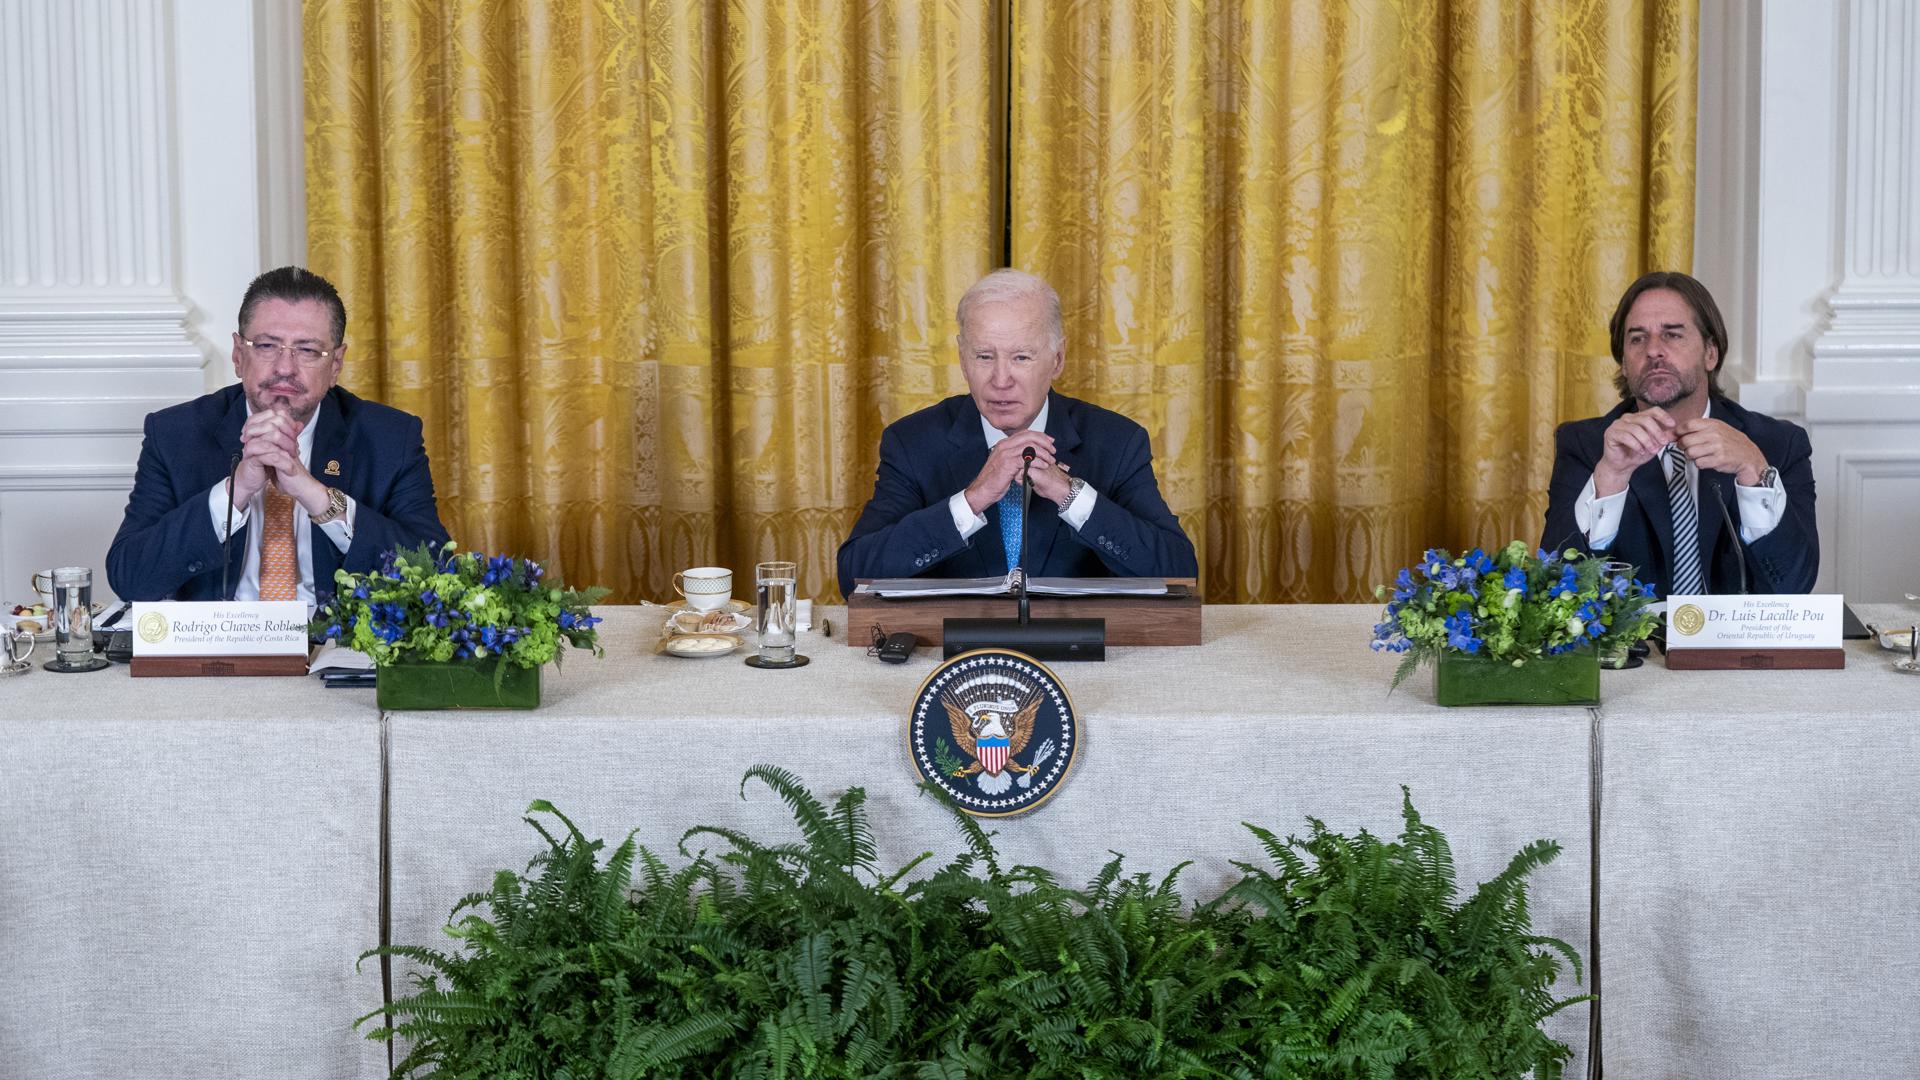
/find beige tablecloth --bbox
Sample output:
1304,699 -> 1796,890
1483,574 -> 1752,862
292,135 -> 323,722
0,675 -> 385,1080
1596,601 -> 1920,1079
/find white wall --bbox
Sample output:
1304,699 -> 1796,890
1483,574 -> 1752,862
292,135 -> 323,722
0,0 -> 301,603
3,0 -> 1915,603
1699,0 -> 1920,601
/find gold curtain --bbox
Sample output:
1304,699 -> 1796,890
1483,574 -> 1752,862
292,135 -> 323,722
308,0 -> 1694,604
1013,0 -> 1696,601
306,0 -> 997,602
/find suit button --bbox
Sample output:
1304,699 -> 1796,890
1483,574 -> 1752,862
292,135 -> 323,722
187,562 -> 202,573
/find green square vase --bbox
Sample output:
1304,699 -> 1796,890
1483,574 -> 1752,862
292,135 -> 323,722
1433,648 -> 1599,707
376,658 -> 542,711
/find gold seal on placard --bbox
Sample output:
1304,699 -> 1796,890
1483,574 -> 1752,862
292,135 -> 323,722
136,610 -> 170,644
1671,603 -> 1706,636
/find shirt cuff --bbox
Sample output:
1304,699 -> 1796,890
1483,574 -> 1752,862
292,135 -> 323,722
1735,470 -> 1787,543
317,494 -> 357,552
207,481 -> 250,540
948,491 -> 988,540
1575,475 -> 1626,551
1060,483 -> 1097,530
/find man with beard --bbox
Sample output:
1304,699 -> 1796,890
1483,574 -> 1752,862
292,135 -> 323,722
1541,271 -> 1817,597
107,266 -> 449,605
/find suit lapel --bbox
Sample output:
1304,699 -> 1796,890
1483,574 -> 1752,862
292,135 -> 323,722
1027,392 -> 1078,575
217,391 -> 250,598
307,391 -> 350,593
1627,453 -> 1676,586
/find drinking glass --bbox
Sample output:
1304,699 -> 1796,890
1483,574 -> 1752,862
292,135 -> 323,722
755,561 -> 798,665
50,566 -> 94,666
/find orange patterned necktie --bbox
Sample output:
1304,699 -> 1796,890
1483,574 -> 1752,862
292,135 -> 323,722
259,482 -> 298,601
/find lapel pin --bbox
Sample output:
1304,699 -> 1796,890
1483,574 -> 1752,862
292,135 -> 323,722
324,460 -> 342,476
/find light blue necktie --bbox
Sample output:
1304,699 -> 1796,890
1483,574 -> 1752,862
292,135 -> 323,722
998,485 -> 1024,572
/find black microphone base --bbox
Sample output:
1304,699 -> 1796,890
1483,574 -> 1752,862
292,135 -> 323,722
941,617 -> 1106,662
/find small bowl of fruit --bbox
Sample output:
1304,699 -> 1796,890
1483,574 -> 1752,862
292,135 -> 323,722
7,602 -> 51,640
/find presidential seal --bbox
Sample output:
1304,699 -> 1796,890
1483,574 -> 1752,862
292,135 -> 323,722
136,610 -> 169,645
1671,603 -> 1706,637
909,648 -> 1079,817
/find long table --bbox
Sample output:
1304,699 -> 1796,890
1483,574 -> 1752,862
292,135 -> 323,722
13,601 -> 1920,1078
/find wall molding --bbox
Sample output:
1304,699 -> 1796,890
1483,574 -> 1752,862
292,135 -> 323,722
1832,450 -> 1920,599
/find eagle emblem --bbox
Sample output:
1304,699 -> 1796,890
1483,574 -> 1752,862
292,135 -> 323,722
908,648 -> 1080,816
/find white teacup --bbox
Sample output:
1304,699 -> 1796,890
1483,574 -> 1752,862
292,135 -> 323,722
673,566 -> 733,612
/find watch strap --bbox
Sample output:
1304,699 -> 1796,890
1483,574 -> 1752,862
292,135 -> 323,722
311,486 -> 349,525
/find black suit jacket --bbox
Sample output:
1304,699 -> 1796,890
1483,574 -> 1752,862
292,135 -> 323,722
836,392 -> 1198,597
1541,395 -> 1817,596
106,385 -> 451,601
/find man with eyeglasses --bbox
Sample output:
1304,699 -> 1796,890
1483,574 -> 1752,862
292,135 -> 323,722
836,268 -> 1198,598
107,266 -> 449,604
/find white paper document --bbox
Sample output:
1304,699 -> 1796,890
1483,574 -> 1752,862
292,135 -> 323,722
857,574 -> 1168,598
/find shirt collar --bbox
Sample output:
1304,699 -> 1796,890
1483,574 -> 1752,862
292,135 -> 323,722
981,398 -> 1048,448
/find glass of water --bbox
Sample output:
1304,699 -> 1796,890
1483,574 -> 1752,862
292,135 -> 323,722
755,561 -> 798,665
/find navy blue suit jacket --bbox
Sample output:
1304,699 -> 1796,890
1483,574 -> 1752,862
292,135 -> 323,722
1541,395 -> 1817,596
836,392 -> 1198,597
107,385 -> 450,602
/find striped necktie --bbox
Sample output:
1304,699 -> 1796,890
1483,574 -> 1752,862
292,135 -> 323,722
1665,445 -> 1703,596
998,485 -> 1024,573
259,482 -> 299,601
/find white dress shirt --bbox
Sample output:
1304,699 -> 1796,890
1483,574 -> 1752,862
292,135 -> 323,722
945,399 -> 1099,541
205,405 -> 357,607
1574,400 -> 1786,549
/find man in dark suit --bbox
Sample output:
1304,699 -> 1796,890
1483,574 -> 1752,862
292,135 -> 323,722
107,267 -> 449,604
837,269 -> 1198,597
1542,271 -> 1816,596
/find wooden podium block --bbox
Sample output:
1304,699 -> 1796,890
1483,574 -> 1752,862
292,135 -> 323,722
1665,648 -> 1845,671
130,654 -> 311,677
845,581 -> 1201,647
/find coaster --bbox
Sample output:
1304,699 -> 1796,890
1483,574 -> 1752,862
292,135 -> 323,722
44,655 -> 110,674
744,654 -> 810,670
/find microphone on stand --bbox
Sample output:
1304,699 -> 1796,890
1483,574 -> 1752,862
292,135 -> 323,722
1017,446 -> 1035,625
222,452 -> 241,601
942,441 -> 1105,660
1708,478 -> 1750,595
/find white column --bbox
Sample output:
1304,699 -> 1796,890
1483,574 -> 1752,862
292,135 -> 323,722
1809,0 -> 1920,400
0,0 -> 304,602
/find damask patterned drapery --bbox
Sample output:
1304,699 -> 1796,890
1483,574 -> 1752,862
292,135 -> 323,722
306,0 -> 1694,603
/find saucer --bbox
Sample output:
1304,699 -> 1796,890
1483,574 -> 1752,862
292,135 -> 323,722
656,632 -> 744,659
673,598 -> 750,616
0,659 -> 30,677
1895,656 -> 1920,675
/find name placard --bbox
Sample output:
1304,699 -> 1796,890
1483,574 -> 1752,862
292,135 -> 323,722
132,601 -> 310,657
1665,594 -> 1843,650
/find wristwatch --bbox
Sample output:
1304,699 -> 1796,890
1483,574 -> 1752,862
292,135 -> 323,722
1056,476 -> 1088,512
311,486 -> 350,525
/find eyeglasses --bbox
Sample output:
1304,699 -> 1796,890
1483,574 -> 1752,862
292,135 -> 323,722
240,337 -> 336,366
866,624 -> 887,657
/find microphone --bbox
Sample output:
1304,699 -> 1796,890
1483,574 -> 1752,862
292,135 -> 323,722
222,452 -> 241,601
942,441 -> 1105,660
1017,447 -> 1035,624
1708,477 -> 1750,595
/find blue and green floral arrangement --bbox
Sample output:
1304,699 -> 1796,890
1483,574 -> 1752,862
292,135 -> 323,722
1371,540 -> 1659,688
312,543 -> 608,669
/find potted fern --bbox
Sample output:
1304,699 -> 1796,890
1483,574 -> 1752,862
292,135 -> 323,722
311,542 -> 606,709
1371,540 -> 1658,706
362,767 -> 1589,1076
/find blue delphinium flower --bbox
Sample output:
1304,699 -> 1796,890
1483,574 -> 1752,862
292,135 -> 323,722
1503,566 -> 1528,593
1430,562 -> 1460,590
1392,567 -> 1418,602
1464,547 -> 1494,575
1444,611 -> 1482,654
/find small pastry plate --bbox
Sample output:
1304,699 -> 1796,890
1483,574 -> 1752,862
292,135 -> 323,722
669,609 -> 753,635
6,601 -> 100,642
655,632 -> 745,659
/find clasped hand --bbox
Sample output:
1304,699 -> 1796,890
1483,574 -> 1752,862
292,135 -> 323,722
232,405 -> 328,514
1593,406 -> 1769,496
963,431 -> 1073,515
